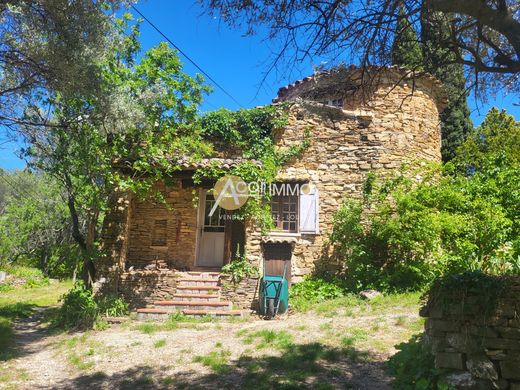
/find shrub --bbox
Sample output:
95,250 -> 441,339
388,334 -> 450,390
290,277 -> 345,311
221,247 -> 259,284
97,295 -> 129,317
328,109 -> 520,293
54,283 -> 98,329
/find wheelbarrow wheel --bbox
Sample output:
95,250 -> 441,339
267,298 -> 275,319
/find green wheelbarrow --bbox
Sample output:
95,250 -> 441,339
259,261 -> 289,319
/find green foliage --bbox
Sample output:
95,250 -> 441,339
194,104 -> 309,232
329,108 -> 520,292
290,277 -> 345,311
0,171 -> 78,277
54,283 -> 98,329
421,11 -> 473,162
391,4 -> 423,70
54,283 -> 129,329
388,334 -> 449,390
221,246 -> 259,284
96,294 -> 129,317
0,265 -> 49,289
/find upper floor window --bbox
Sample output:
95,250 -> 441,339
319,98 -> 343,108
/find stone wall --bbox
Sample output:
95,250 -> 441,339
118,270 -> 179,308
246,76 -> 442,279
126,181 -> 198,270
219,275 -> 260,311
421,279 -> 520,389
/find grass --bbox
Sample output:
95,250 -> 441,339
293,291 -> 421,317
0,277 -> 72,360
154,339 -> 167,348
192,349 -> 231,374
240,329 -> 294,350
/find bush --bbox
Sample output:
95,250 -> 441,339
221,248 -> 259,284
388,334 -> 450,390
290,277 -> 345,311
97,295 -> 129,317
54,283 -> 98,329
53,284 -> 130,329
328,108 -> 520,293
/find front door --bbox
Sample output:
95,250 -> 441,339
197,191 -> 225,267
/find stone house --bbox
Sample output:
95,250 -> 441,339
96,66 -> 446,318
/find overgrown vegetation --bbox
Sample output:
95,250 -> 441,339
221,247 -> 259,283
194,105 -> 311,231
290,277 -> 346,311
388,335 -> 450,390
328,108 -> 520,292
53,283 -> 128,329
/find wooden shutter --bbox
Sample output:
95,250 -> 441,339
299,186 -> 319,234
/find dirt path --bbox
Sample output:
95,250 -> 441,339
0,302 -> 420,389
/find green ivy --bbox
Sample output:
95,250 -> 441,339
221,247 -> 259,284
193,104 -> 311,232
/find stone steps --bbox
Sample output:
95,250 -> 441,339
153,300 -> 232,311
172,293 -> 220,301
175,285 -> 220,294
136,307 -> 242,320
135,270 -> 243,319
178,278 -> 219,286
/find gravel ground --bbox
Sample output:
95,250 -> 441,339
0,302 -> 421,389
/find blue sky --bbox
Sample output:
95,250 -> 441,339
1,0 -> 519,170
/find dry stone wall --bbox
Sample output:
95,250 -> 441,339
219,275 -> 260,311
126,181 -> 198,270
119,270 -> 178,308
421,279 -> 520,389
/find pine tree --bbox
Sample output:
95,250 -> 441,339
421,11 -> 473,162
391,5 -> 423,70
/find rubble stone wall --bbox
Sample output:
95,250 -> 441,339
246,79 -> 442,279
421,279 -> 520,389
219,275 -> 260,311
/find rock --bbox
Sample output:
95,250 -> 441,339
359,289 -> 381,300
500,361 -> 520,380
466,354 -> 498,380
445,372 -> 477,388
435,352 -> 465,370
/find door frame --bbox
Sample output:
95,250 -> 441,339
195,188 -> 226,268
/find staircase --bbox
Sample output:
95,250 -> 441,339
136,271 -> 243,320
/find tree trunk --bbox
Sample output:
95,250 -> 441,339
64,173 -> 96,289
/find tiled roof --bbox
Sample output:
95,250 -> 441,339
169,156 -> 262,170
273,65 -> 448,108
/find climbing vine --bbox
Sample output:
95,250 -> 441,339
192,104 -> 311,232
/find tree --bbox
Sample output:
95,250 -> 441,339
0,171 -> 77,277
18,19 -> 212,287
421,10 -> 473,161
391,4 -> 423,70
199,0 -> 520,95
0,0 -> 126,130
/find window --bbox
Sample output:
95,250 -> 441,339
151,219 -> 167,246
319,98 -> 343,108
204,194 -> 225,232
270,191 -> 299,233
269,182 -> 320,235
